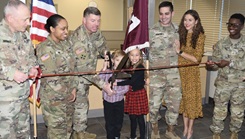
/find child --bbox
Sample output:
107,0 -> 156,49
114,48 -> 149,139
99,49 -> 129,139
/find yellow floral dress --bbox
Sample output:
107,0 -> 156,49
178,33 -> 205,119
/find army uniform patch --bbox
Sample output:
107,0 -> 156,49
76,48 -> 84,55
3,40 -> 11,43
41,54 -> 50,61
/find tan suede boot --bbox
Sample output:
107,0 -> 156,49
212,133 -> 221,139
165,125 -> 180,139
151,123 -> 160,139
230,132 -> 238,139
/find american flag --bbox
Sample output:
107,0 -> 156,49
30,0 -> 56,45
29,0 -> 56,107
122,0 -> 149,53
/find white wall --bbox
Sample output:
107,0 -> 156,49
53,0 -> 124,31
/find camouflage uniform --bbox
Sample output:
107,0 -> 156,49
149,22 -> 182,138
0,19 -> 37,139
68,25 -> 108,134
210,35 -> 245,134
36,36 -> 77,139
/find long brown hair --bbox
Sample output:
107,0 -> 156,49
178,10 -> 204,49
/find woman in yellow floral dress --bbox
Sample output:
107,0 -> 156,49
175,10 -> 205,139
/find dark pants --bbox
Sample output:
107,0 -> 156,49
103,99 -> 124,139
129,114 -> 146,139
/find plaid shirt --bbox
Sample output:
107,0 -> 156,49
99,70 -> 129,103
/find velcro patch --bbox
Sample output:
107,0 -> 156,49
3,40 -> 11,43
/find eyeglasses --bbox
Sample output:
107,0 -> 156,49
226,23 -> 241,28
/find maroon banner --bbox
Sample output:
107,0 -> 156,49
122,0 -> 149,53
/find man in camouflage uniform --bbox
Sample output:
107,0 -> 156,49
206,13 -> 245,139
148,1 -> 182,139
0,0 -> 38,138
68,7 -> 111,139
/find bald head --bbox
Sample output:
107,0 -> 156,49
4,0 -> 30,32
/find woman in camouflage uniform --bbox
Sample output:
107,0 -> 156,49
36,14 -> 77,139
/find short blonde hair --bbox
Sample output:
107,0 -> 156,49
111,49 -> 126,60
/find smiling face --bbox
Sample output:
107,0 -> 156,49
159,6 -> 174,27
227,18 -> 244,39
50,19 -> 68,43
83,14 -> 101,34
128,49 -> 142,65
184,14 -> 197,33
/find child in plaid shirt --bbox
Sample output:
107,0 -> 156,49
99,49 -> 129,139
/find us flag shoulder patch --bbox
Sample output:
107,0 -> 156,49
41,54 -> 50,61
76,48 -> 84,55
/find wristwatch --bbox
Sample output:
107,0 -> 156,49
178,50 -> 183,55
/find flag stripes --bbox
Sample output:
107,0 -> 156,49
29,0 -> 56,107
32,0 -> 56,14
30,0 -> 56,45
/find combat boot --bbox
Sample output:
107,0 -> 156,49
230,132 -> 238,139
212,133 -> 220,139
76,131 -> 96,139
151,123 -> 160,139
72,132 -> 78,139
165,125 -> 180,139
